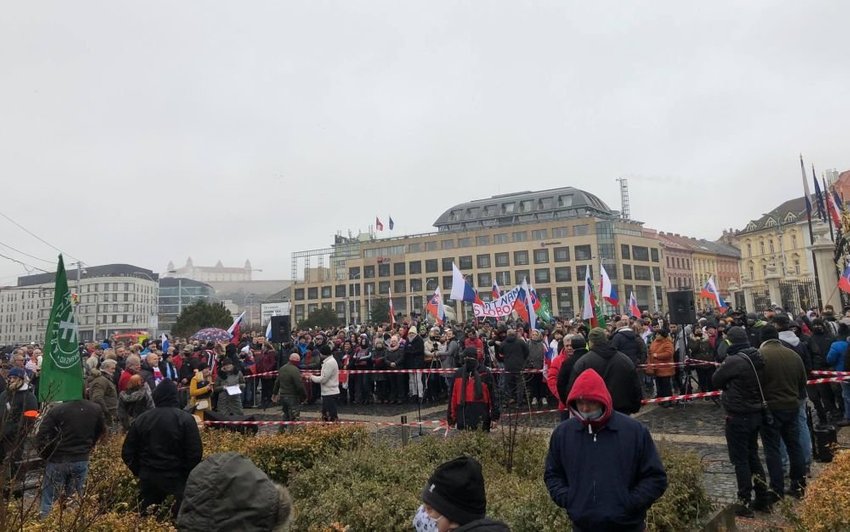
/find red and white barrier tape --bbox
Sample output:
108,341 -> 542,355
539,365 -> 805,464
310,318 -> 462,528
810,370 -> 850,377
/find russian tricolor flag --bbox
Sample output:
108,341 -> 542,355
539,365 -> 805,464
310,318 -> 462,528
599,263 -> 619,306
700,276 -> 728,314
491,281 -> 501,300
628,291 -> 641,318
838,264 -> 850,294
227,311 -> 245,344
450,263 -> 479,303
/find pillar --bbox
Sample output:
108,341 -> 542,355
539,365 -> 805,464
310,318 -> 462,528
764,266 -> 782,307
741,282 -> 755,313
810,233 -> 841,311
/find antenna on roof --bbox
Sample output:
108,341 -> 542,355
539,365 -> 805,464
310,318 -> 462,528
616,178 -> 631,220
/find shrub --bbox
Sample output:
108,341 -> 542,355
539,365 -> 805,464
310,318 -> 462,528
646,445 -> 714,531
798,449 -> 850,532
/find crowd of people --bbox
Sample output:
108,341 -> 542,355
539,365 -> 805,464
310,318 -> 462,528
0,298 -> 848,528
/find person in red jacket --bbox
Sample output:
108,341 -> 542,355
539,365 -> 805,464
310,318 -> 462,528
447,349 -> 499,431
462,329 -> 485,363
547,342 -> 573,421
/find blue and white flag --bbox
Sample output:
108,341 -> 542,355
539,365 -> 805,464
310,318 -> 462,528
161,333 -> 170,354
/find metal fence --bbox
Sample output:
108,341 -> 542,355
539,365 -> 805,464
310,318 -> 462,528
779,276 -> 817,314
750,285 -> 771,313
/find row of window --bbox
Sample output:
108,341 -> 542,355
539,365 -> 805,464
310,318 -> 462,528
446,196 -> 576,222
294,265 -> 662,300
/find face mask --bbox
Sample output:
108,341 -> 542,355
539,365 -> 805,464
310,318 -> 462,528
578,408 -> 603,421
413,505 -> 438,532
464,358 -> 477,371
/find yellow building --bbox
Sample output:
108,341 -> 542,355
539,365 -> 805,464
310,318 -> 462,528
290,187 -> 667,325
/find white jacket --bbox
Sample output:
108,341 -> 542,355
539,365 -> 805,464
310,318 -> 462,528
310,356 -> 339,396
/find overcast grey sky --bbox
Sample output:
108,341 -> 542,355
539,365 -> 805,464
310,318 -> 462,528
1,1 -> 848,284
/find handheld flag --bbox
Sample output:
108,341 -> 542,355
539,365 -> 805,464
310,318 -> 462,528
375,217 -> 384,231
449,263 -> 479,303
582,267 -> 598,328
227,311 -> 245,344
629,291 -> 641,318
40,255 -> 84,402
839,264 -> 850,294
491,280 -> 501,300
599,263 -> 619,306
426,287 -> 446,324
388,288 -> 396,325
265,319 -> 273,341
388,216 -> 395,230
521,278 -> 537,329
700,276 -> 728,313
161,333 -> 170,354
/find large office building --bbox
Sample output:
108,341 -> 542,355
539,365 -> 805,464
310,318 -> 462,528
0,264 -> 159,345
290,187 -> 667,325
157,277 -> 215,334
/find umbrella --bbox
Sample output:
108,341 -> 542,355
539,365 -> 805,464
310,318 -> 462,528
190,327 -> 232,342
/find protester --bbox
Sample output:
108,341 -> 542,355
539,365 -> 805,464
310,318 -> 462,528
87,359 -> 119,429
567,327 -> 642,414
176,452 -> 292,531
447,348 -> 499,431
405,328 -> 427,401
526,330 -> 547,407
214,358 -> 245,416
36,398 -> 106,518
310,345 -> 340,422
188,363 -> 214,421
420,456 -> 509,531
0,367 -> 38,479
117,354 -> 142,393
118,374 -> 153,430
545,369 -> 667,530
272,353 -> 307,423
647,329 -> 675,407
121,379 -> 203,517
826,323 -> 850,427
711,326 -> 771,516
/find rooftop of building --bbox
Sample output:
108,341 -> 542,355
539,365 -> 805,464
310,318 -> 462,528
432,186 -> 616,231
17,264 -> 159,287
734,196 -> 810,235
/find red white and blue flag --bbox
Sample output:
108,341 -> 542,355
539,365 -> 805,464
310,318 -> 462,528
700,276 -> 728,313
838,264 -> 850,294
582,268 -> 598,328
599,263 -> 619,306
227,311 -> 245,345
426,287 -> 446,324
450,263 -> 481,304
491,281 -> 501,300
376,217 -> 384,231
629,291 -> 641,318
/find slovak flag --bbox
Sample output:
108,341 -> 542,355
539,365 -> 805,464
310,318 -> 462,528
388,287 -> 396,324
628,291 -> 641,318
582,267 -> 598,328
376,217 -> 384,231
227,311 -> 246,344
449,263 -> 480,303
491,281 -> 501,300
599,263 -> 619,306
700,276 -> 728,314
161,333 -> 170,354
426,287 -> 446,324
838,263 -> 850,294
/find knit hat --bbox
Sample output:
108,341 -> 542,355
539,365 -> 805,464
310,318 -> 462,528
421,457 -> 486,525
726,326 -> 749,346
8,367 -> 26,380
587,327 -> 608,347
570,336 -> 586,350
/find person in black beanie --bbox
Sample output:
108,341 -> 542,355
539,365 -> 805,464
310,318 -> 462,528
420,456 -> 509,531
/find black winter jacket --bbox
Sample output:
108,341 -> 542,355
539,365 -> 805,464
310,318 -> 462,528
711,345 -> 765,414
500,336 -> 530,372
610,328 -> 644,365
121,380 -> 202,479
568,345 -> 642,414
403,335 -> 426,369
36,400 -> 105,463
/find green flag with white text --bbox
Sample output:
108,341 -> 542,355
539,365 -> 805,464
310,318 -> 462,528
39,255 -> 84,402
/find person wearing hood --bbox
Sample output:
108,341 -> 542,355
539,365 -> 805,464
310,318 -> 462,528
176,452 -> 292,531
420,456 -> 510,532
545,369 -> 667,531
568,328 -> 643,415
712,326 -> 771,516
447,348 -> 500,431
121,379 -> 203,517
499,328 -> 529,406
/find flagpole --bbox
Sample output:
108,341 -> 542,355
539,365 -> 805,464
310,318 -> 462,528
800,156 -> 824,308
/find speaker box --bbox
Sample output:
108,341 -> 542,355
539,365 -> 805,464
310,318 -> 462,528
667,291 -> 696,324
269,315 -> 292,343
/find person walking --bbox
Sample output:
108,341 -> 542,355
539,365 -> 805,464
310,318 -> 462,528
272,353 -> 307,425
121,379 -> 203,517
545,368 -> 667,531
310,347 -> 340,422
36,399 -> 106,517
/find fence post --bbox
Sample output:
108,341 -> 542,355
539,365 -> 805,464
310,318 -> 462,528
401,415 -> 409,447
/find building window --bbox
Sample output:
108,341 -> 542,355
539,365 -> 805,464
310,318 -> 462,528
575,245 -> 592,261
477,254 -> 491,269
441,239 -> 455,250
557,287 -> 574,316
409,261 -> 422,274
533,249 -> 549,264
459,255 -> 473,269
532,229 -> 548,240
425,259 -> 438,273
791,234 -> 797,249
335,285 -> 346,297
552,227 -> 569,238
478,273 -> 492,288
494,233 -> 508,244
348,267 -> 361,280
364,265 -> 375,278
294,289 -> 305,301
442,275 -> 453,290
476,235 -> 490,246
512,231 -> 528,242
350,283 -> 361,296
394,262 -> 406,276
377,281 -> 390,294
515,270 -> 530,285
759,240 -> 765,254
651,248 -> 659,262
426,241 -> 438,252
307,287 -> 318,300
519,200 -> 533,213
603,262 -> 617,280
634,266 -> 651,281
410,278 -> 423,292
495,253 -> 510,267
442,258 -> 454,271
555,267 -> 572,282
378,263 -> 390,277
458,237 -> 471,248
495,271 -> 511,286
534,268 -> 550,284
621,244 -> 631,260
408,243 -> 421,253
623,265 -> 632,279
554,247 -> 570,262
653,267 -> 661,281
502,203 -> 516,214
514,250 -> 529,266
394,280 -> 406,293
574,224 -> 589,236
632,246 -> 649,261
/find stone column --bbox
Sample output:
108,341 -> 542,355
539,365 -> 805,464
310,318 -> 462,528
764,266 -> 782,307
810,233 -> 841,311
741,281 -> 755,312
